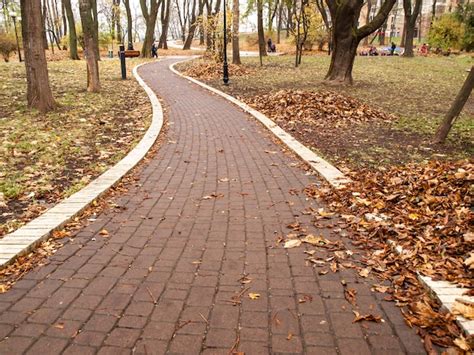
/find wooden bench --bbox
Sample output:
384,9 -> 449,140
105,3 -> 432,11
124,50 -> 140,58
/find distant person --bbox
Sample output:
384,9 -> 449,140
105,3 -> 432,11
270,43 -> 276,53
151,41 -> 158,58
390,42 -> 396,55
420,43 -> 428,56
267,38 -> 273,52
369,46 -> 378,56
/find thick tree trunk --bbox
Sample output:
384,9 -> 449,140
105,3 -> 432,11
124,0 -> 133,48
20,0 -> 56,112
232,0 -> 241,64
91,0 -> 99,58
63,0 -> 79,59
115,0 -> 122,42
79,0 -> 100,92
434,67 -> 474,144
159,0 -> 171,49
402,0 -> 422,57
257,0 -> 266,61
140,0 -> 160,57
325,0 -> 396,84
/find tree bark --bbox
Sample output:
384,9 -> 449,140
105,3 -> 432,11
324,0 -> 396,84
434,67 -> 474,144
158,0 -> 171,49
91,0 -> 100,58
402,0 -> 422,57
140,0 -> 161,57
63,0 -> 79,59
363,0 -> 372,45
124,0 -> 133,48
79,0 -> 100,92
184,0 -> 201,49
276,0 -> 283,43
257,0 -> 266,61
231,0 -> 241,64
20,0 -> 56,112
42,0 -> 49,49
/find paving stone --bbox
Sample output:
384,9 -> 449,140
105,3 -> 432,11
0,58 -> 425,354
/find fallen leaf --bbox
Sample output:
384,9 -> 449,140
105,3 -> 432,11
284,239 -> 301,249
358,268 -> 370,278
249,293 -> 261,300
452,299 -> 474,319
352,310 -> 382,323
99,229 -> 109,236
344,288 -> 357,306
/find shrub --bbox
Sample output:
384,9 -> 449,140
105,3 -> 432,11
428,14 -> 465,51
0,32 -> 17,62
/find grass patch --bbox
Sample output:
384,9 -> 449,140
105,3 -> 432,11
0,58 -> 153,235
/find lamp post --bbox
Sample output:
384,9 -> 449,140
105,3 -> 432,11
222,0 -> 229,85
9,11 -> 22,62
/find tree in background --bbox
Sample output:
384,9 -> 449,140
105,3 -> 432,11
257,0 -> 266,64
402,0 -> 422,57
63,0 -> 79,59
79,0 -> 100,92
123,0 -> 133,47
324,0 -> 396,85
140,0 -> 161,57
232,0 -> 241,64
20,0 -> 56,112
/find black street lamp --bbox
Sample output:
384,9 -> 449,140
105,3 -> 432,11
9,11 -> 22,62
222,0 -> 229,85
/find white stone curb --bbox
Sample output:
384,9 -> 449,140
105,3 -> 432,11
0,62 -> 164,268
387,239 -> 473,337
169,59 -> 350,189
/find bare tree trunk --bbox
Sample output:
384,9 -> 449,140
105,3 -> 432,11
276,0 -> 283,43
79,0 -> 100,92
63,0 -> 79,59
158,0 -> 171,49
42,0 -> 49,49
431,0 -> 437,23
140,0 -> 161,57
91,0 -> 100,58
115,0 -> 122,43
124,0 -> 133,47
402,0 -> 422,57
61,0 -> 67,37
325,0 -> 396,84
232,0 -> 241,64
257,0 -> 266,61
434,67 -> 474,143
184,0 -> 201,49
363,0 -> 372,45
20,0 -> 56,112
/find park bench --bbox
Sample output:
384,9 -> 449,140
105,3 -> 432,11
124,50 -> 140,58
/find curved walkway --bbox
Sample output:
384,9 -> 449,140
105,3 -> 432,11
0,58 -> 425,354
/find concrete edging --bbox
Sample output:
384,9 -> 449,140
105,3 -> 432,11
387,240 -> 473,337
169,59 -> 350,189
0,62 -> 164,268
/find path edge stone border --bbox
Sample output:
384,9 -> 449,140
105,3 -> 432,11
387,240 -> 473,338
168,58 -> 350,189
0,62 -> 164,269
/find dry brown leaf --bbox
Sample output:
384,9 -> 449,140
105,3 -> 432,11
451,299 -> 474,320
352,310 -> 382,323
248,293 -> 261,300
284,239 -> 302,249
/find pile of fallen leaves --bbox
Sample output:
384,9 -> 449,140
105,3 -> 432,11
181,62 -> 254,80
304,159 -> 473,349
243,89 -> 395,129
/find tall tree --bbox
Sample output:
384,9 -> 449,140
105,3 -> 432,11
232,0 -> 241,64
402,0 -> 422,57
42,0 -> 49,49
79,0 -> 100,92
158,0 -> 171,48
20,0 -> 56,112
124,0 -> 133,47
434,66 -> 474,144
140,0 -> 161,57
63,0 -> 79,59
184,0 -> 202,49
257,0 -> 266,64
324,0 -> 396,84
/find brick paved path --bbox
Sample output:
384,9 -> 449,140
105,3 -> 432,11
0,58 -> 426,354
